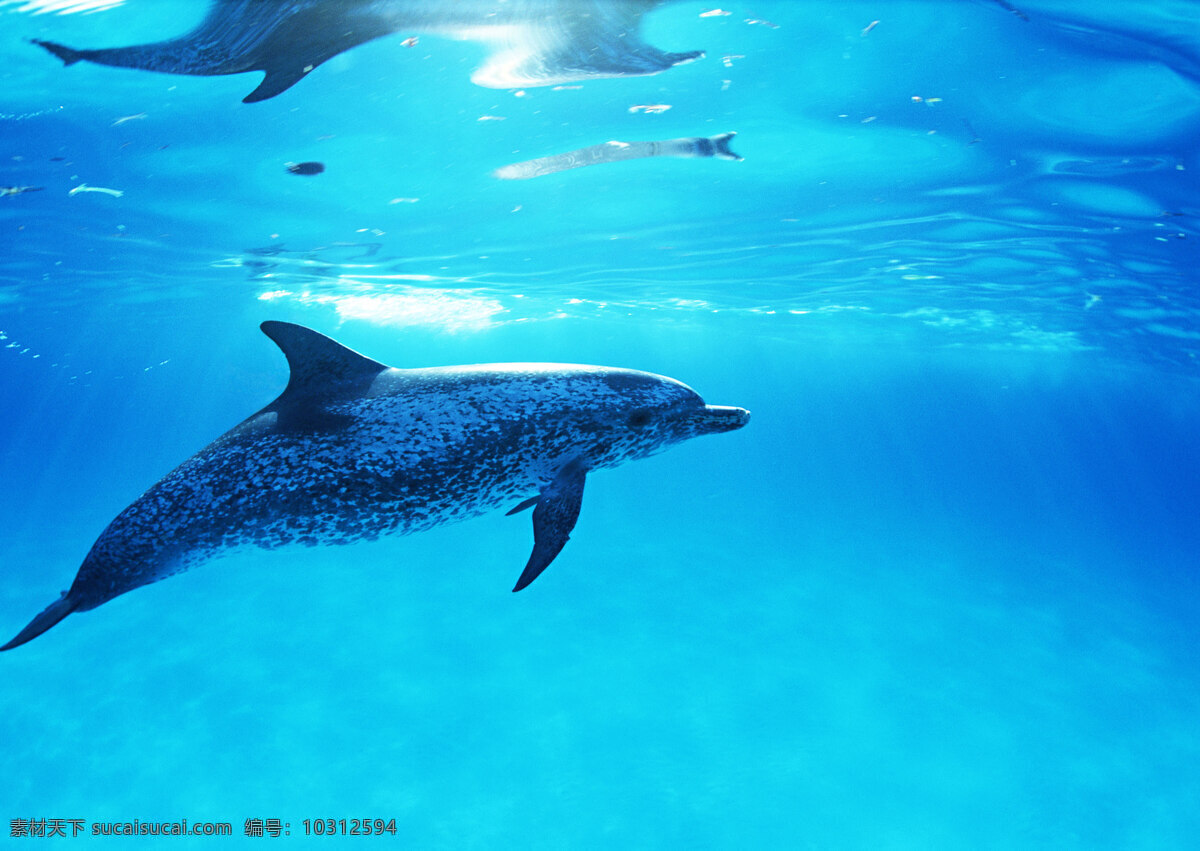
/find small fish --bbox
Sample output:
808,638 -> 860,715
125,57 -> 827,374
111,112 -> 148,126
0,186 -> 45,197
68,183 -> 123,197
286,161 -> 325,176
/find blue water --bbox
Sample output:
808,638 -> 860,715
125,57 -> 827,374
2,0 -> 1198,846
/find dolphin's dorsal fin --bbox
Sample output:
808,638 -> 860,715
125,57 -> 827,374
260,321 -> 387,399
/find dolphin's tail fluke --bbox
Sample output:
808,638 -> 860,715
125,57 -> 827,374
710,132 -> 743,162
1,592 -> 78,651
31,39 -> 86,67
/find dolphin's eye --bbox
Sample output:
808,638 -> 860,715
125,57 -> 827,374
627,408 -> 653,428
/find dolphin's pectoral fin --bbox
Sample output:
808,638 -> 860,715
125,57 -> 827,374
512,460 -> 587,592
234,5 -> 401,102
505,496 -> 540,516
244,67 -> 312,104
1,592 -> 78,652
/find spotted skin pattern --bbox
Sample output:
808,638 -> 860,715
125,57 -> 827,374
2,322 -> 749,650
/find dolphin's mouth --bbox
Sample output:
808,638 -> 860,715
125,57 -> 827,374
701,405 -> 751,433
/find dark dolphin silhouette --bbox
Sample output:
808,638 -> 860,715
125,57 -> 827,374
32,0 -> 705,102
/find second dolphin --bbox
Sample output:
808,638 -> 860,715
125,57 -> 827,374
494,132 -> 742,179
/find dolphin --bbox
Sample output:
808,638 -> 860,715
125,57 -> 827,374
493,132 -> 742,180
31,0 -> 705,103
0,186 -> 45,197
1,321 -> 749,650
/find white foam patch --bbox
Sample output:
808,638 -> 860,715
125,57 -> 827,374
259,286 -> 506,333
897,307 -> 1092,352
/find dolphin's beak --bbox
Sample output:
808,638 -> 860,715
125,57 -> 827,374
700,405 -> 751,433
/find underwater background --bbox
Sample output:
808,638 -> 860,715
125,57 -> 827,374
1,0 -> 1198,846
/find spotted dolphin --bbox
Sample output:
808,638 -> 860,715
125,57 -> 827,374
31,0 -> 704,103
2,322 -> 749,650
